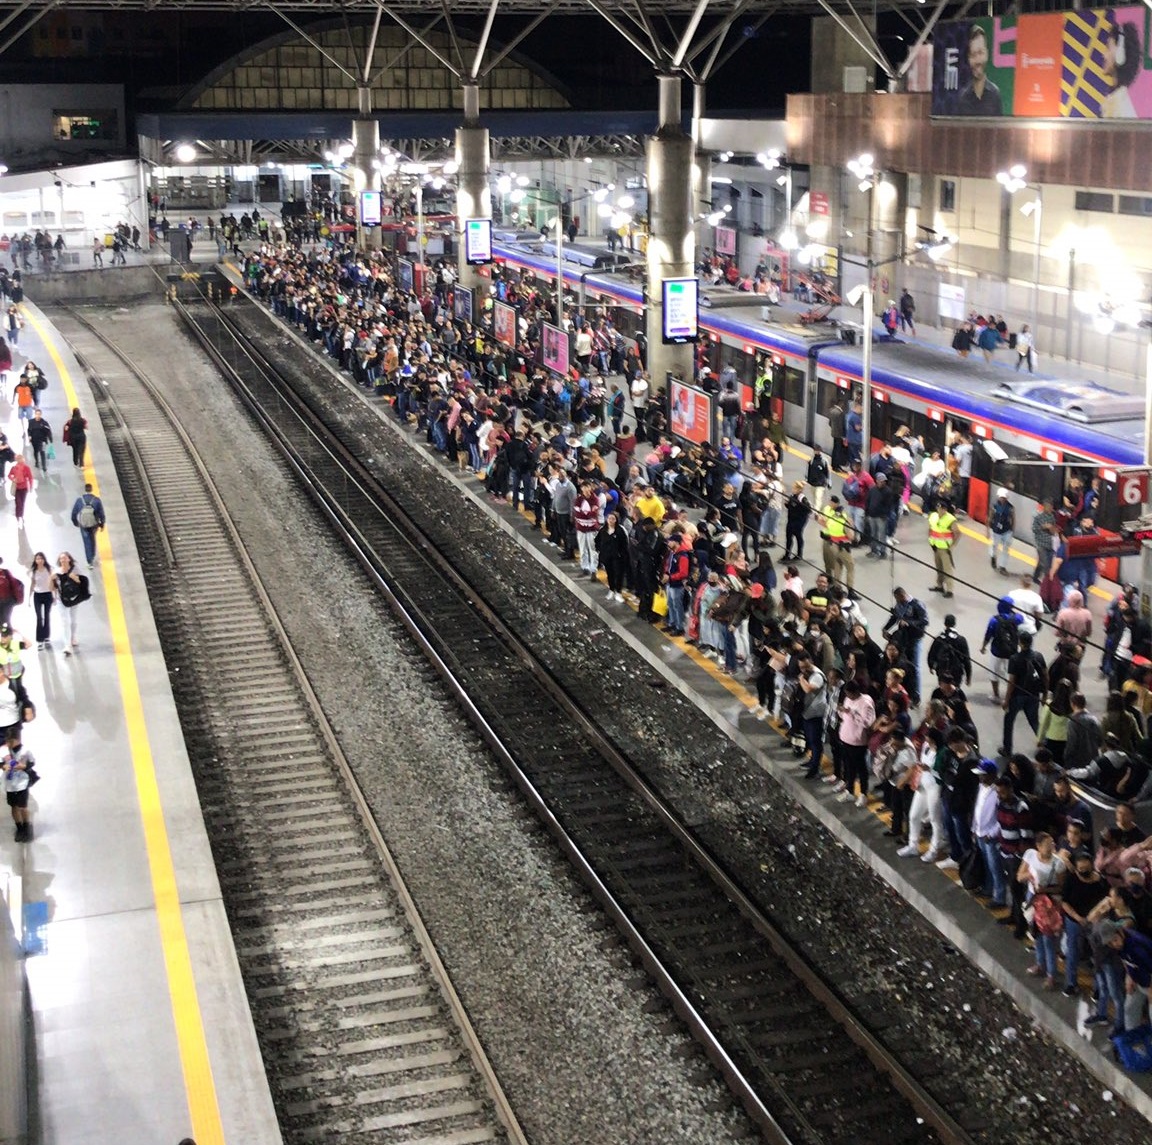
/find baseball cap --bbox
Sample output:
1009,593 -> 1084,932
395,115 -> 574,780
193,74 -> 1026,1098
997,488 -> 1009,499
971,759 -> 998,777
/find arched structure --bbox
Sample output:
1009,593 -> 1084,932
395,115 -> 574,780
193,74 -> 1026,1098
183,24 -> 570,114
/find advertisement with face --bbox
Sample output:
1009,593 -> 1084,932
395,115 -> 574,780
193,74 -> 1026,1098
541,322 -> 570,377
669,380 -> 713,446
932,17 -> 1015,116
493,300 -> 517,349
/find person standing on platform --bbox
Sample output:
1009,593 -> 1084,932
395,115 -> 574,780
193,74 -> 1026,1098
3,723 -> 36,843
819,496 -> 856,595
62,407 -> 87,469
827,396 -> 847,472
987,488 -> 1015,575
783,480 -> 812,562
630,372 -> 649,443
846,400 -> 863,464
70,483 -> 105,569
91,239 -> 104,268
0,559 -> 22,629
0,335 -> 10,387
8,454 -> 32,524
27,551 -> 54,650
55,552 -> 90,656
806,445 -> 830,511
26,409 -> 52,473
1015,324 -> 1036,373
1032,496 -> 1057,583
927,498 -> 958,598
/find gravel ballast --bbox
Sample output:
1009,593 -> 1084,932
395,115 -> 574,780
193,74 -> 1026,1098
99,298 -> 1149,1143
85,303 -> 754,1145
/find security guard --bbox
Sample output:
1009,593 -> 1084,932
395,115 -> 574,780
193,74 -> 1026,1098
928,497 -> 959,598
820,495 -> 856,593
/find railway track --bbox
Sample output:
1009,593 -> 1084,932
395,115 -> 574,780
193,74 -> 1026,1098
54,307 -> 524,1145
157,290 -> 984,1145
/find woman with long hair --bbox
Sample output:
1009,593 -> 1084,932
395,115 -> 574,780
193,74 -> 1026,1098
27,552 -> 55,649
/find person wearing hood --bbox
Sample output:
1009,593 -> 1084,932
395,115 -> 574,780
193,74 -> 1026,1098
980,597 -> 1024,701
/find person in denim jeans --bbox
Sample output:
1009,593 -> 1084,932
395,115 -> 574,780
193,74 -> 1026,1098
1101,919 -> 1152,1033
1018,834 -> 1068,990
970,760 -> 1007,904
796,654 -> 828,780
1061,854 -> 1107,997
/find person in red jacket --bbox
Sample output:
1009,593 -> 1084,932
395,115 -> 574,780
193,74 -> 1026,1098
663,532 -> 693,636
7,456 -> 32,524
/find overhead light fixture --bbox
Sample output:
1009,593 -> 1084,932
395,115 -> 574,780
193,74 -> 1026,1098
516,175 -> 530,187
496,174 -> 512,193
175,143 -> 196,163
617,195 -> 634,209
710,176 -> 733,184
337,142 -> 354,160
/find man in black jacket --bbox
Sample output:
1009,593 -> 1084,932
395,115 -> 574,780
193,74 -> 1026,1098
806,446 -> 830,510
504,429 -> 534,512
927,613 -> 972,687
1000,632 -> 1048,756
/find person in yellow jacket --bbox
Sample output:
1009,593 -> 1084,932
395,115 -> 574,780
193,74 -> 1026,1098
928,498 -> 958,598
819,495 -> 856,593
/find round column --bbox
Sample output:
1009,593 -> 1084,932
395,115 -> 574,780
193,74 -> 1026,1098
691,83 -> 712,260
352,89 -> 380,251
646,75 -> 696,400
455,83 -> 491,291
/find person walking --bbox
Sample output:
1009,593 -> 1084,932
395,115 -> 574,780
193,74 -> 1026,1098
8,455 -> 32,524
71,483 -> 106,568
927,497 -> 958,598
55,552 -> 90,655
26,409 -> 52,472
1000,631 -> 1048,756
0,335 -> 10,387
12,370 -> 35,440
1015,324 -> 1036,373
92,238 -> 104,268
899,288 -> 916,335
806,445 -> 831,510
27,552 -> 54,650
62,407 -> 88,469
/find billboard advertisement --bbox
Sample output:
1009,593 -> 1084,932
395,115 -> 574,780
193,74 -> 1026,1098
669,381 -> 713,446
541,322 -> 570,377
714,225 -> 736,256
493,300 -> 517,348
359,190 -> 382,226
453,285 -> 474,324
933,9 -> 1152,119
398,258 -> 414,292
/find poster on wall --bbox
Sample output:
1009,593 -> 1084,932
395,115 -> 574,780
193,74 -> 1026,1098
714,225 -> 736,256
453,285 -> 474,324
932,9 -> 1152,119
398,258 -> 414,292
493,300 -> 517,348
541,322 -> 570,376
938,282 -> 967,321
669,381 -> 713,446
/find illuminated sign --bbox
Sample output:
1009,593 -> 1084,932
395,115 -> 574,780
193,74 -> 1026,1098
359,190 -> 382,226
464,218 -> 493,265
541,322 -> 570,376
493,300 -> 517,348
453,286 -> 474,324
398,259 -> 414,292
670,380 -> 713,445
662,277 -> 699,344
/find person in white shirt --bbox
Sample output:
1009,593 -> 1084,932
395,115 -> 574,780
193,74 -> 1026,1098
970,760 -> 1007,906
1015,324 -> 1035,373
630,373 -> 650,442
1007,575 -> 1045,637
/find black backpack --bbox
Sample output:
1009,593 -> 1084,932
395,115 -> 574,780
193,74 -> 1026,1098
990,616 -> 1020,658
933,632 -> 965,681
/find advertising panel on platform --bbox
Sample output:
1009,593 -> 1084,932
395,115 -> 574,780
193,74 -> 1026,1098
398,258 -> 414,292
453,285 -> 474,324
464,217 -> 493,265
662,277 -> 699,344
493,300 -> 517,349
541,322 -> 570,377
359,190 -> 382,226
933,8 -> 1152,119
669,380 -> 713,446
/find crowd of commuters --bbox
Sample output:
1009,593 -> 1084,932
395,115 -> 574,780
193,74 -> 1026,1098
0,275 -> 102,844
238,234 -> 1152,1063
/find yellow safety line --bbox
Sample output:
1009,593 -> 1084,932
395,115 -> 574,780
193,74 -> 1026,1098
783,441 -> 1113,600
24,309 -> 225,1145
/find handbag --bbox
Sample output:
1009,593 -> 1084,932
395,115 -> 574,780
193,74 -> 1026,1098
959,846 -> 986,892
46,443 -> 55,460
651,589 -> 668,618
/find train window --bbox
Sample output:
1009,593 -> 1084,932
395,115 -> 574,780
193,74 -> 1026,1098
978,439 -> 1063,505
782,363 -> 804,407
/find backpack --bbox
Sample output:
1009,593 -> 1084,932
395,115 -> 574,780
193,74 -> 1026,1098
77,496 -> 98,529
1016,651 -> 1044,696
843,477 -> 860,501
58,573 -> 90,608
932,632 -> 965,681
990,500 -> 1013,534
990,616 -> 1020,658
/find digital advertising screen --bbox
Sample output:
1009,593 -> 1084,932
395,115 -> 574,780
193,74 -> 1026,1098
359,190 -> 382,226
398,258 -> 414,292
932,9 -> 1152,119
541,322 -> 570,377
453,285 -> 474,324
662,277 -> 699,344
493,300 -> 517,348
669,380 -> 713,446
464,217 -> 493,265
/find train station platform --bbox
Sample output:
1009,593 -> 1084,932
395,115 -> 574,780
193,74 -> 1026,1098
0,295 -> 279,1144
218,268 -> 1152,1122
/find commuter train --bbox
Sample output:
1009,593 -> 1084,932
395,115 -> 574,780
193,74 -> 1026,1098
491,237 -> 1148,583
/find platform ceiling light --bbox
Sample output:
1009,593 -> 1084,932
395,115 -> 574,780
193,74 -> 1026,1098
442,160 -> 458,175
175,143 -> 196,163
337,142 -> 354,160
848,151 -> 875,191
510,188 -> 526,203
756,148 -> 783,170
515,175 -> 530,187
593,187 -> 610,202
996,163 -> 1028,194
597,202 -> 614,217
617,195 -> 634,210
780,228 -> 799,251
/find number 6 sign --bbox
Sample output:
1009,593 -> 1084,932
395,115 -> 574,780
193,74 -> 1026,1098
1119,472 -> 1149,506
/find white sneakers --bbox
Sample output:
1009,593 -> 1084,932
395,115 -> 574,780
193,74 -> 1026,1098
897,844 -> 920,858
855,793 -> 867,808
921,849 -> 945,864
935,857 -> 960,871
836,790 -> 853,803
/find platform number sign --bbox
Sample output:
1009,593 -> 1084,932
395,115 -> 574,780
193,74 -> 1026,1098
1119,472 -> 1149,506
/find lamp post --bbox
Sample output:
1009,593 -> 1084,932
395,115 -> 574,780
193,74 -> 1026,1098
997,164 -> 1043,338
757,149 -> 799,290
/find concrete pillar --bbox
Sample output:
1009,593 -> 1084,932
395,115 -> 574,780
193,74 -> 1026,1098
455,83 -> 491,291
646,75 -> 696,398
691,83 -> 712,258
352,86 -> 380,251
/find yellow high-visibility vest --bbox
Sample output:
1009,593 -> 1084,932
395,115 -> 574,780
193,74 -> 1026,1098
928,510 -> 956,549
